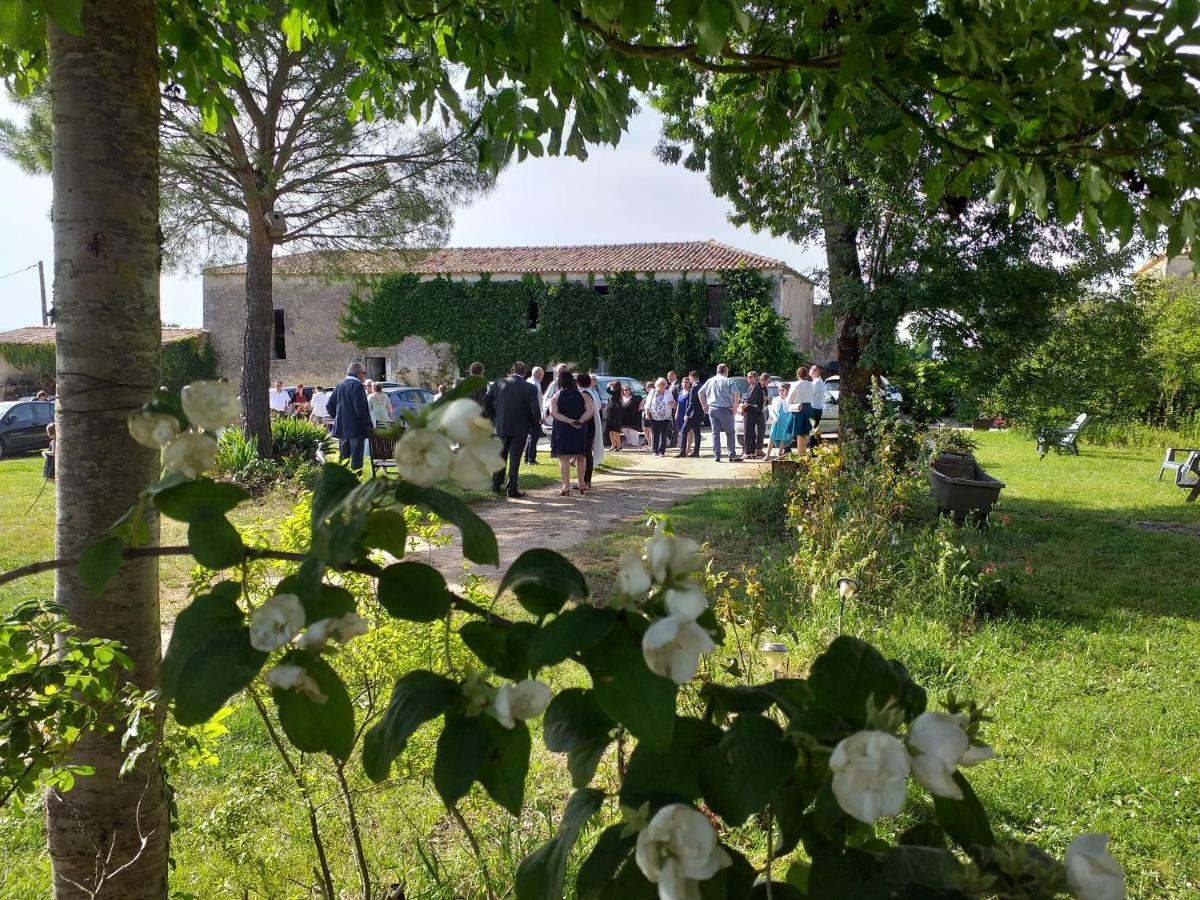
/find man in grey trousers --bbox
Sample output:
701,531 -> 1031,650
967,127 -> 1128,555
699,362 -> 741,462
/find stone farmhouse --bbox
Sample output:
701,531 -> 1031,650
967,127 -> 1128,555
1134,250 -> 1196,280
202,240 -> 816,386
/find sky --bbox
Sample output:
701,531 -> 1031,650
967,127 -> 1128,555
0,101 -> 825,334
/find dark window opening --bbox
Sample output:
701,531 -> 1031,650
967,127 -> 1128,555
706,284 -> 726,327
527,297 -> 540,329
273,309 -> 286,359
592,284 -> 609,295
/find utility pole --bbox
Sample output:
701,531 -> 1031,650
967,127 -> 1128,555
37,260 -> 48,326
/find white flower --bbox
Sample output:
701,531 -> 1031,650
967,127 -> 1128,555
828,730 -> 911,823
449,434 -> 503,489
616,550 -> 652,599
907,711 -> 994,800
249,593 -> 306,652
393,428 -> 453,486
634,803 -> 731,900
431,398 -> 493,444
162,431 -> 217,479
299,612 -> 369,651
128,410 -> 181,448
642,615 -> 715,684
265,664 -> 327,703
645,526 -> 700,585
489,679 -> 552,729
664,579 -> 707,620
180,380 -> 241,431
1064,834 -> 1126,900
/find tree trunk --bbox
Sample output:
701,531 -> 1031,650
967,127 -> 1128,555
240,224 -> 274,457
821,208 -> 871,461
45,1 -> 169,897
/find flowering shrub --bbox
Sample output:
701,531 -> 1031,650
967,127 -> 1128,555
39,376 -> 1129,899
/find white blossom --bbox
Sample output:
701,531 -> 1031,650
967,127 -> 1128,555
907,711 -> 994,800
432,398 -> 493,444
634,803 -> 731,900
645,526 -> 700,584
249,593 -> 306,652
1064,834 -> 1126,900
489,679 -> 553,729
828,730 -> 911,823
393,428 -> 453,486
642,615 -> 715,684
664,580 -> 707,620
180,380 -> 241,431
162,431 -> 217,479
265,664 -> 327,703
128,410 -> 181,449
299,612 -> 369,651
449,434 -> 503,489
616,550 -> 652,599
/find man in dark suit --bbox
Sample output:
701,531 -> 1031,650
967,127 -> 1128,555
483,361 -> 541,498
326,361 -> 373,473
676,369 -> 703,458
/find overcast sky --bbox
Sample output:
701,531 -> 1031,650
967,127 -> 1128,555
0,100 -> 825,334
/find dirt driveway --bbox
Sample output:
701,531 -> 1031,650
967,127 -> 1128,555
427,450 -> 762,583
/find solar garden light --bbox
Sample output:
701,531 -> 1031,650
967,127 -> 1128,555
759,641 -> 789,676
836,577 -> 858,635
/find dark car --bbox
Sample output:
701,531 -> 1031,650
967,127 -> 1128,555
0,400 -> 54,457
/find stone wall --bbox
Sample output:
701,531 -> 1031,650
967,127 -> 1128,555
202,272 -> 457,388
776,274 -> 816,356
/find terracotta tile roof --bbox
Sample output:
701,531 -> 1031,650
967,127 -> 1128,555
205,240 -> 807,280
0,326 -> 207,345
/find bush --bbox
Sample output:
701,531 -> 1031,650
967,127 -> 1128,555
269,417 -> 333,463
212,427 -> 323,495
734,468 -> 799,531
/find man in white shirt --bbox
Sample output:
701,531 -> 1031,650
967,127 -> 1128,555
268,380 -> 290,415
524,365 -> 546,463
309,385 -> 331,423
809,364 -> 827,446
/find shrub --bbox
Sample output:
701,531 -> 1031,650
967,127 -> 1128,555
734,468 -> 800,531
269,417 -> 333,463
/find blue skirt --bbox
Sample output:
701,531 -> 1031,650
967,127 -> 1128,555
784,404 -> 812,440
769,412 -> 792,443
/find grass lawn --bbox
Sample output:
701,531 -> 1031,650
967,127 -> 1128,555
571,430 -> 1200,897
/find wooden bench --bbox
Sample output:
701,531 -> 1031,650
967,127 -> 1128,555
1163,449 -> 1200,502
367,430 -> 397,478
1037,413 -> 1088,458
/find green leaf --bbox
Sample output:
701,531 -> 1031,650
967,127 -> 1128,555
161,581 -> 243,700
567,738 -> 611,789
78,535 -> 124,596
362,671 -> 461,782
43,0 -> 84,34
807,636 -> 901,728
153,478 -> 249,522
310,463 -> 359,530
515,788 -> 606,900
698,713 -> 798,826
363,508 -> 408,557
881,845 -> 966,889
188,511 -> 245,570
495,548 -> 589,617
479,717 -> 531,815
576,825 -> 635,900
808,847 -> 889,899
543,689 -> 615,753
271,651 -> 355,760
583,624 -> 677,754
172,625 -> 266,726
377,561 -> 452,622
434,714 -> 489,805
393,483 -> 498,565
933,771 -> 995,850
530,606 -> 615,670
460,620 -> 512,672
620,717 -> 721,806
0,1 -> 35,47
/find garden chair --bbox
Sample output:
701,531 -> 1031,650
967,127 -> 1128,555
1036,413 -> 1088,458
367,430 -> 397,478
1168,450 -> 1200,502
1158,446 -> 1200,481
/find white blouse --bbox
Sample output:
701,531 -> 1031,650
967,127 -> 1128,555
786,380 -> 813,409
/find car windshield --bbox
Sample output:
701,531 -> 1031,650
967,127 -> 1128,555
0,402 -> 15,417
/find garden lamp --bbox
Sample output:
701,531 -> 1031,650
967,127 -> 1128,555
759,641 -> 789,675
837,577 -> 858,599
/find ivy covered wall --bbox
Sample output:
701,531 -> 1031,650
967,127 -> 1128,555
340,270 -> 767,379
0,334 -> 217,392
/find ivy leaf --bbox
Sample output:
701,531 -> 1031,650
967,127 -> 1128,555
576,825 -> 636,900
393,482 -> 498,565
153,478 -> 249,522
529,605 -> 615,670
362,671 -> 460,782
583,623 -> 677,754
479,716 -> 531,816
362,508 -> 408,557
270,651 -> 355,760
698,713 -> 798,826
495,548 -> 589,617
515,788 -> 606,900
78,535 -> 124,595
933,771 -> 995,851
377,561 -> 452,622
434,714 -> 490,805
188,511 -> 245,570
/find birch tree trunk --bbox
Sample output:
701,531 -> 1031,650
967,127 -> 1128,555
45,1 -> 169,896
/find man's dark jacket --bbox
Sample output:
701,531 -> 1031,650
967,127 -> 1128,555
327,376 -> 372,439
484,375 -> 541,438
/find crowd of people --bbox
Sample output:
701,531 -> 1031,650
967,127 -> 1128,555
294,358 -> 831,499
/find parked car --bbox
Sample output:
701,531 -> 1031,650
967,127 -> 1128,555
385,386 -> 435,421
824,374 -> 902,407
0,400 -> 54,457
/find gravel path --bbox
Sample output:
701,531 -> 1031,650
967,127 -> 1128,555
428,448 -> 763,583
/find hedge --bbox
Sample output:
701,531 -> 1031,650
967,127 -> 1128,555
0,334 -> 217,392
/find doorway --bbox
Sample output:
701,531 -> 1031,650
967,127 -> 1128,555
365,356 -> 386,381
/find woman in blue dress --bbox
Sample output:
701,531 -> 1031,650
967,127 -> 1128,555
767,381 -> 791,459
549,369 -> 595,495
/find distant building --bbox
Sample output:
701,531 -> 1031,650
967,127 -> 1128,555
1134,251 -> 1195,280
202,240 -> 816,385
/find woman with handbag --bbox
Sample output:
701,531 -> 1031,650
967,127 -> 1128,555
783,366 -> 813,454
